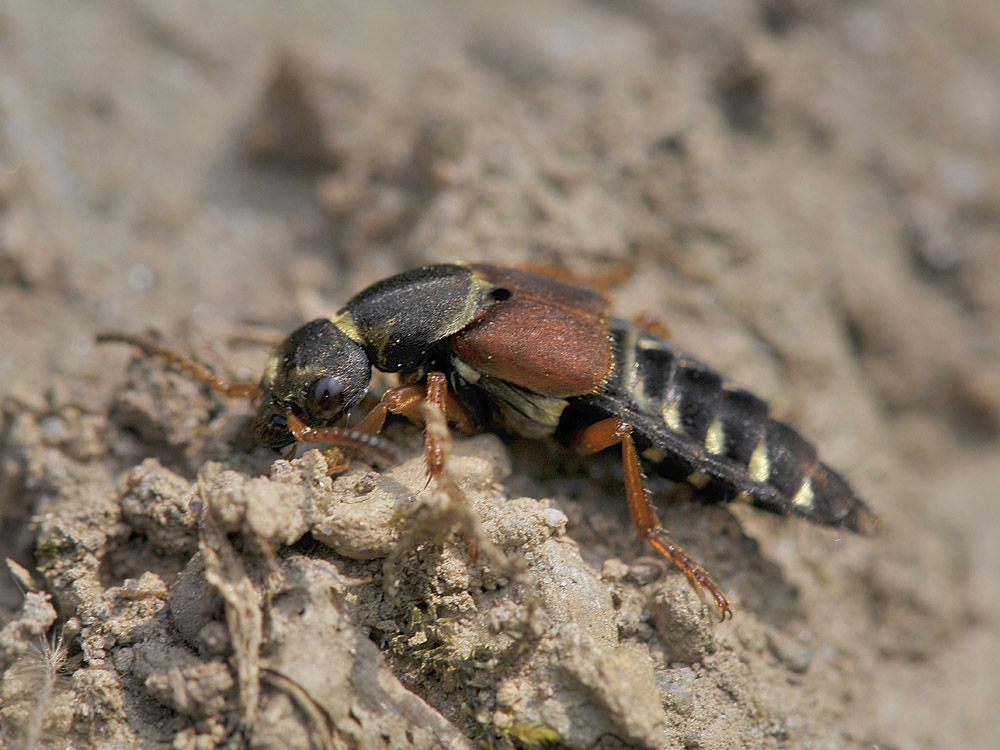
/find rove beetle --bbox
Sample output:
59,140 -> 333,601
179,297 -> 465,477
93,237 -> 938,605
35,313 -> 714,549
101,263 -> 877,619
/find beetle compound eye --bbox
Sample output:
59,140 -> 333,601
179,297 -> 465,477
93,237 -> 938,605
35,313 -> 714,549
308,375 -> 344,420
489,287 -> 512,302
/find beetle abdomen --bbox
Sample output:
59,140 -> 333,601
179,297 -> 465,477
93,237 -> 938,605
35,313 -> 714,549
587,319 -> 876,534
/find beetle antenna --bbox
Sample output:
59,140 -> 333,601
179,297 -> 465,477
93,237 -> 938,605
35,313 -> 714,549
97,332 -> 262,400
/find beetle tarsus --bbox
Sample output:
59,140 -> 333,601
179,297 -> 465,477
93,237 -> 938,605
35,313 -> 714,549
646,528 -> 732,621
569,415 -> 733,619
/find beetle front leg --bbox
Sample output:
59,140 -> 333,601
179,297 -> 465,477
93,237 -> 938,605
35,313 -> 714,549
285,414 -> 404,466
569,417 -> 732,621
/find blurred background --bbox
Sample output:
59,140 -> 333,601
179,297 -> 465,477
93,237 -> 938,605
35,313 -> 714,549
1,1 -> 998,748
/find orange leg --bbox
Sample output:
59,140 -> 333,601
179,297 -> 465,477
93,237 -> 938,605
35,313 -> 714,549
352,371 -> 477,477
355,373 -> 476,436
366,373 -> 490,569
352,383 -> 424,435
423,371 -> 451,482
286,413 -> 403,467
418,381 -> 477,563
569,417 -> 732,620
286,372 -> 478,476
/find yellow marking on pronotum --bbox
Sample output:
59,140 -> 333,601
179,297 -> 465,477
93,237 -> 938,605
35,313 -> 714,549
748,438 -> 770,483
330,308 -> 362,342
792,479 -> 815,510
705,417 -> 726,455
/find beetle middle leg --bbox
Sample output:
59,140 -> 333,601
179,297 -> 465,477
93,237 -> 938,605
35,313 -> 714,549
376,372 -> 518,595
354,372 -> 477,480
569,417 -> 732,620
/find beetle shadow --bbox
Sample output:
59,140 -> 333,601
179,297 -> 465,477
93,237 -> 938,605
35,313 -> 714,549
505,439 -> 806,630
656,499 -> 805,629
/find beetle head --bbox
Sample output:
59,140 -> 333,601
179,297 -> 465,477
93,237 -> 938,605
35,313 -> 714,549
252,318 -> 371,449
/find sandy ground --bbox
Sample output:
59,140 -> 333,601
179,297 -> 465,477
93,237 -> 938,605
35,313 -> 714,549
1,1 -> 999,748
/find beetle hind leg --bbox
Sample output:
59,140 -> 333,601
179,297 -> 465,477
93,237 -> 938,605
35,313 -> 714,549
569,416 -> 732,620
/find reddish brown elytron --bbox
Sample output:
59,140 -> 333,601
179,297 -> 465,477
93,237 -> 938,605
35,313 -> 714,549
450,265 -> 613,398
102,263 -> 878,620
